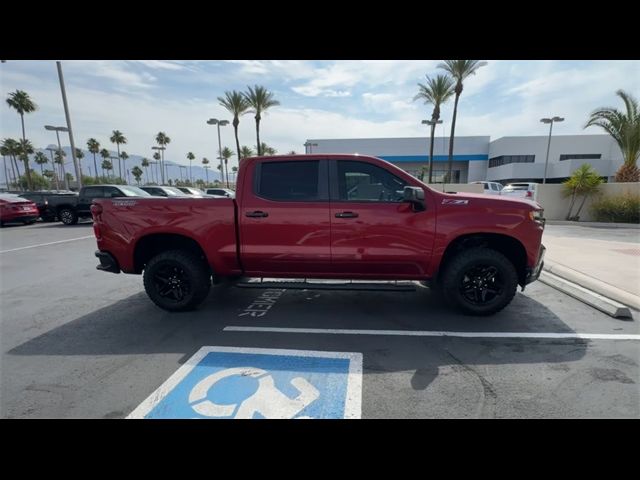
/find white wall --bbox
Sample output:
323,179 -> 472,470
536,182 -> 640,221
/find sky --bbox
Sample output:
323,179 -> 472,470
1,60 -> 639,172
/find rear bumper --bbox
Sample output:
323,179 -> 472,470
95,250 -> 121,274
525,244 -> 545,285
1,214 -> 39,223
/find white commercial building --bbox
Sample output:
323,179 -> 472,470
305,134 -> 623,184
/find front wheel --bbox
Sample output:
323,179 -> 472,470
441,247 -> 518,316
143,249 -> 211,312
59,208 -> 78,225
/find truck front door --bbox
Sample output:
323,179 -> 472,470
240,159 -> 331,275
328,159 -> 435,278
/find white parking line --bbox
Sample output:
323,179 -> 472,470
223,326 -> 640,341
0,235 -> 94,254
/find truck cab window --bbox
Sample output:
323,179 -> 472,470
257,161 -> 320,201
337,161 -> 406,202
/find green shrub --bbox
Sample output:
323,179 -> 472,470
591,193 -> 640,223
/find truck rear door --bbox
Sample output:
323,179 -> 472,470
239,158 -> 331,275
78,186 -> 105,213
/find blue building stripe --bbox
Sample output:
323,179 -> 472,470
378,154 -> 488,163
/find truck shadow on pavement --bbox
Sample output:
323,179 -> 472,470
9,283 -> 591,394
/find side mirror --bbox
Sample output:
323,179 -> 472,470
403,186 -> 426,211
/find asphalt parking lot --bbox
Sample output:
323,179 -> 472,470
1,221 -> 639,418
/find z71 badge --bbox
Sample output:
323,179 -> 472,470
442,199 -> 469,205
112,200 -> 137,207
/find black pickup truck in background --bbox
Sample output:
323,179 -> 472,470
19,191 -> 77,222
47,185 -> 151,225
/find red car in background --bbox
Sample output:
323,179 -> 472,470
0,194 -> 40,226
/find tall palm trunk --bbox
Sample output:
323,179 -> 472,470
447,92 -> 461,183
428,122 -> 437,183
116,143 -> 122,181
232,118 -> 242,169
8,155 -> 17,188
19,113 -> 33,190
224,160 -> 230,188
39,162 -> 44,176
2,156 -> 9,189
255,115 -> 262,155
61,160 -> 68,190
92,153 -> 99,181
11,155 -> 21,190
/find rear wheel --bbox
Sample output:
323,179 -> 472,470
143,249 -> 211,312
59,208 -> 78,225
441,247 -> 518,316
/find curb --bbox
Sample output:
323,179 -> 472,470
545,220 -> 640,229
542,261 -> 640,311
539,271 -> 632,319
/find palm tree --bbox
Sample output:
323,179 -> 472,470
120,151 -> 129,183
437,60 -> 487,183
1,145 -> 10,188
140,158 -> 150,184
240,145 -> 255,160
218,91 -> 250,164
260,143 -> 277,156
17,139 -> 35,189
155,132 -> 170,184
55,149 -> 69,190
100,148 -> 110,178
563,164 -> 603,220
101,159 -> 113,178
87,138 -> 100,181
131,166 -> 143,185
2,138 -> 21,188
202,157 -> 210,184
152,151 -> 161,183
6,90 -> 37,190
34,151 -> 48,176
584,90 -> 640,182
75,148 -> 85,179
186,152 -> 195,184
413,74 -> 455,183
109,130 -> 127,181
221,147 -> 234,188
244,85 -> 280,156
232,166 -> 238,183
1,141 -> 17,188
287,150 -> 297,155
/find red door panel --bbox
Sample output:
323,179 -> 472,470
329,159 -> 435,278
239,159 -> 331,275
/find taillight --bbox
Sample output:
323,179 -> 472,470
93,222 -> 102,240
90,203 -> 103,215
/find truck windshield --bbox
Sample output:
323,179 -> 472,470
118,186 -> 151,196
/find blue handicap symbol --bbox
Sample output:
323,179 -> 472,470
129,347 -> 362,419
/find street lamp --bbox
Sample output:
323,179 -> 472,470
207,119 -> 229,187
304,141 -> 318,154
422,119 -> 443,184
55,62 -> 81,189
540,116 -> 564,184
152,146 -> 166,184
45,125 -> 71,190
46,146 -> 61,190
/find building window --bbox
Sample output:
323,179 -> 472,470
488,155 -> 535,168
559,154 -> 602,161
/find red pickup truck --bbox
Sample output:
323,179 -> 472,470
91,154 -> 545,316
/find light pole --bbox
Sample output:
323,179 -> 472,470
45,125 -> 71,190
152,146 -> 166,184
304,141 -> 318,154
540,116 -> 564,184
422,119 -> 443,183
179,165 -> 188,183
56,62 -> 81,189
207,119 -> 230,188
110,157 -> 120,180
203,165 -> 210,185
46,147 -> 60,190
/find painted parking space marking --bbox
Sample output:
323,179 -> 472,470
0,235 -> 94,254
238,288 -> 286,318
128,346 -> 362,419
223,326 -> 640,341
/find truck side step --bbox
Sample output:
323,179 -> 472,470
235,278 -> 417,292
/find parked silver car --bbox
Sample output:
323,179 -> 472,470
470,181 -> 503,195
500,182 -> 538,201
